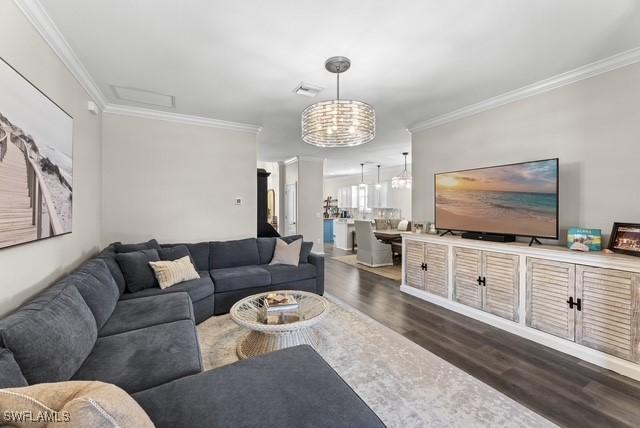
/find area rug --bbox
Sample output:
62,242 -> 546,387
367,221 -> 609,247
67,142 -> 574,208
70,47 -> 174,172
197,295 -> 554,428
332,254 -> 402,281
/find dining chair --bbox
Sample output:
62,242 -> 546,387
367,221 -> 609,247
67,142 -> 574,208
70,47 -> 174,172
355,220 -> 393,267
374,218 -> 388,230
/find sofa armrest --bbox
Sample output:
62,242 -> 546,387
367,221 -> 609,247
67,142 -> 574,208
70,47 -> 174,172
308,252 -> 325,295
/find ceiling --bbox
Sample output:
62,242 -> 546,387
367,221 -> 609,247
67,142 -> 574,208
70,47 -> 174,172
40,0 -> 640,176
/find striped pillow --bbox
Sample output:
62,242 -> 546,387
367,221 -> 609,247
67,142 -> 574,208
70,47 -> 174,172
148,256 -> 200,289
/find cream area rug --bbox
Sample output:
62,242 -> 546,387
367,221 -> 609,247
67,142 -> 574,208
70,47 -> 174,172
332,254 -> 402,281
197,295 -> 554,428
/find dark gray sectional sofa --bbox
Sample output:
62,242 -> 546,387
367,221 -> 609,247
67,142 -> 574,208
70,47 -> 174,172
97,235 -> 324,321
0,236 -> 384,427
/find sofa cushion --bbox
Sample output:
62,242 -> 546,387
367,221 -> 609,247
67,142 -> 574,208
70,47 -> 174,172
116,249 -> 160,293
209,265 -> 271,293
73,320 -> 202,394
0,286 -> 97,384
187,242 -> 211,271
257,237 -> 277,264
0,348 -> 28,388
210,238 -> 260,269
114,239 -> 160,253
265,263 -> 316,285
96,245 -> 127,295
65,258 -> 120,329
99,293 -> 194,337
120,273 -> 214,303
132,345 -> 385,428
0,381 -> 154,428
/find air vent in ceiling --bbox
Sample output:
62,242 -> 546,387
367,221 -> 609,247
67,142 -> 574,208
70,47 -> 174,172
111,85 -> 175,108
293,82 -> 323,97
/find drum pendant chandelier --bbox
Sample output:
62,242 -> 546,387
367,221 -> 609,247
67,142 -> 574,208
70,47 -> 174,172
301,56 -> 375,147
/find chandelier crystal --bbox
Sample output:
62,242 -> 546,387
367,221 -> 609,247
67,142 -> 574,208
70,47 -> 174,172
391,152 -> 412,189
302,57 -> 375,147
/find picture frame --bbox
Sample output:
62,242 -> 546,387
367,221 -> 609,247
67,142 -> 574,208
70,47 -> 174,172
0,56 -> 73,250
567,227 -> 601,252
608,222 -> 640,257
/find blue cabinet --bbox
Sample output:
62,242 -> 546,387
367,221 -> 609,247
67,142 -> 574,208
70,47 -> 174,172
323,219 -> 334,243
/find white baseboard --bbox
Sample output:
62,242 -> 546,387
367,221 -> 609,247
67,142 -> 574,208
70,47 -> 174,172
400,284 -> 640,381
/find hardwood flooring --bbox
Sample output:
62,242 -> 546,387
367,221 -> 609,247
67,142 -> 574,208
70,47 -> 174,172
323,244 -> 640,428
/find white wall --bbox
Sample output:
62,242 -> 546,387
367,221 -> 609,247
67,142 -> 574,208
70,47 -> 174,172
102,113 -> 256,244
297,157 -> 324,251
412,63 -> 640,244
324,165 -> 412,219
0,2 -> 103,316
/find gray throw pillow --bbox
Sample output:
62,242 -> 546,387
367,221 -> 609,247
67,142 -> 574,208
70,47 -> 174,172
158,245 -> 194,264
269,238 -> 302,266
116,249 -> 160,293
114,239 -> 160,254
0,348 -> 28,388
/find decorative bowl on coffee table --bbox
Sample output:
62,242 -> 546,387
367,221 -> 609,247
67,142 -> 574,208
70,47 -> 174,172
230,290 -> 328,359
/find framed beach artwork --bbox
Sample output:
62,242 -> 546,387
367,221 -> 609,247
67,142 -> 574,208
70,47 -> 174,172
0,57 -> 73,249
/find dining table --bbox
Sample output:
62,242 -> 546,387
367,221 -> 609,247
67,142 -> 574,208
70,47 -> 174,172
373,229 -> 404,243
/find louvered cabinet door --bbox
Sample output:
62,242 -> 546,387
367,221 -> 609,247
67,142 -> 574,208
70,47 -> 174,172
453,247 -> 483,309
526,258 -> 576,340
483,251 -> 520,321
405,240 -> 426,290
425,243 -> 448,297
576,266 -> 640,362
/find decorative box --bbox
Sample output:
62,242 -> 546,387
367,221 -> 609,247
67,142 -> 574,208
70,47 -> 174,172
260,294 -> 299,325
567,227 -> 602,252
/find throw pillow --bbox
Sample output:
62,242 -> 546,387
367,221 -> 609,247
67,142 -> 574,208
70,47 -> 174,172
158,244 -> 194,264
269,238 -> 302,266
0,348 -> 28,389
282,235 -> 313,263
114,239 -> 160,254
149,256 -> 200,289
300,241 -> 313,263
0,381 -> 153,428
115,249 -> 160,293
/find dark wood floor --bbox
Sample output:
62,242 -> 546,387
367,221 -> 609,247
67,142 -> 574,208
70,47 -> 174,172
323,244 -> 640,428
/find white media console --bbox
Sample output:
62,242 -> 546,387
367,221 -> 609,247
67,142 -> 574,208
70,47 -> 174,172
401,232 -> 640,381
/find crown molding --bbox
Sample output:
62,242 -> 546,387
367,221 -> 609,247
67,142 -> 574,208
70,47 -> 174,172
408,46 -> 640,133
14,0 -> 108,109
103,104 -> 262,134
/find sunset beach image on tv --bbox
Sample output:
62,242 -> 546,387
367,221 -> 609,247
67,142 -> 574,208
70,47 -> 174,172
435,159 -> 558,238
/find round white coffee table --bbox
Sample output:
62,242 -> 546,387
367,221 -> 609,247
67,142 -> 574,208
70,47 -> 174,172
230,290 -> 328,359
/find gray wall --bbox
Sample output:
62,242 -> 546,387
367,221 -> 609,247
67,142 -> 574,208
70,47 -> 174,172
412,63 -> 640,245
0,2 -> 103,316
102,113 -> 257,244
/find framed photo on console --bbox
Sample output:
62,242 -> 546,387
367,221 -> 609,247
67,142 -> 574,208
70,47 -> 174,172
608,222 -> 640,257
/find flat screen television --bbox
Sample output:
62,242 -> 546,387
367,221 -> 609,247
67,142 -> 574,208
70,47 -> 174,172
435,158 -> 559,239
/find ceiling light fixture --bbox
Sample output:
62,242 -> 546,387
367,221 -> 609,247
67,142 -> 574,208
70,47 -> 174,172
391,152 -> 412,189
359,163 -> 367,189
301,56 -> 375,147
376,164 -> 382,189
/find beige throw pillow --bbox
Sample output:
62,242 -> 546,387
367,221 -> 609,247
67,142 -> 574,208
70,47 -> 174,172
149,256 -> 200,289
0,381 -> 154,428
269,238 -> 302,266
